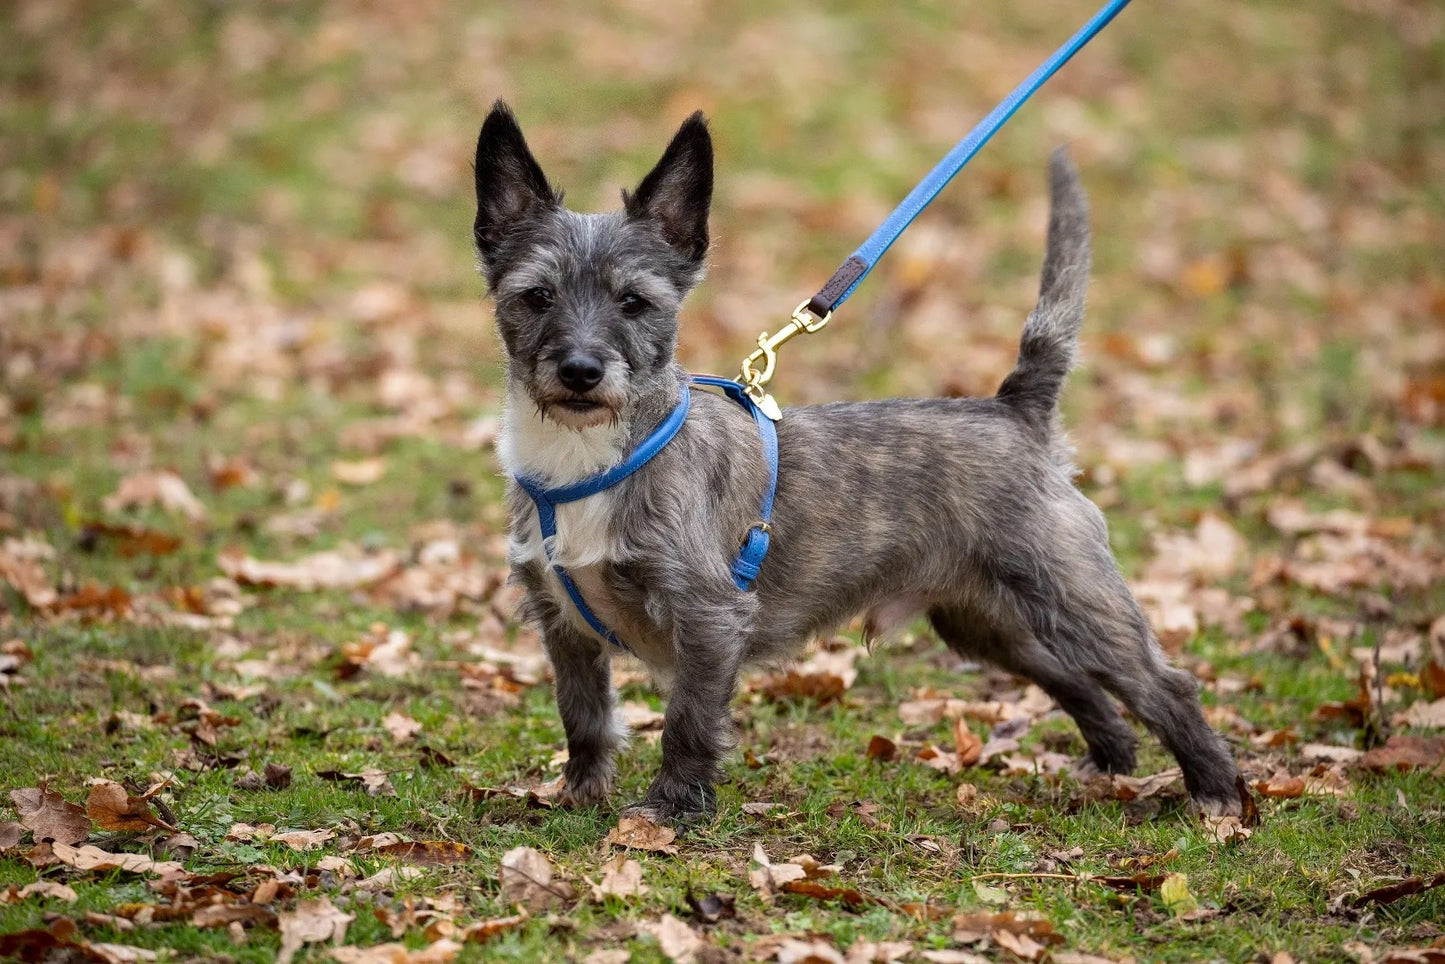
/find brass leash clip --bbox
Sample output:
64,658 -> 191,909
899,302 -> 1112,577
737,300 -> 832,421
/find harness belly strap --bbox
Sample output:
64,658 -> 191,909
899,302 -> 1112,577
514,375 -> 778,653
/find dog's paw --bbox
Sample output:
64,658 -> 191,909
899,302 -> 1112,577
1191,793 -> 1244,818
557,764 -> 613,809
623,781 -> 716,827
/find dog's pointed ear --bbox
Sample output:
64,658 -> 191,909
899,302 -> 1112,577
474,101 -> 559,264
624,112 -> 713,266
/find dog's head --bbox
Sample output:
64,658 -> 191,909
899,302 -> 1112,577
473,101 -> 712,430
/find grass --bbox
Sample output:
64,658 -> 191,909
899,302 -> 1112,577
2,0 -> 1443,961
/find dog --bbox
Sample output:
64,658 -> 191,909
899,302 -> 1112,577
472,101 -> 1242,825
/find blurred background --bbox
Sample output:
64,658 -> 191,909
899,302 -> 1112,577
0,0 -> 1441,577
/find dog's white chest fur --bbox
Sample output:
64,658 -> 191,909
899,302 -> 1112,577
499,386 -> 624,571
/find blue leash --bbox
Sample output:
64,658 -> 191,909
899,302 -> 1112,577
803,0 -> 1133,317
515,376 -> 778,653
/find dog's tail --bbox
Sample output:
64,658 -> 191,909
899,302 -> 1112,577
996,148 -> 1091,441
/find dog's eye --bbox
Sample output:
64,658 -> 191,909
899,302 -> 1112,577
618,292 -> 649,316
522,286 -> 554,311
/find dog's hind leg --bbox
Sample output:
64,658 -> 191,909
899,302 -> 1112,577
929,606 -> 1138,776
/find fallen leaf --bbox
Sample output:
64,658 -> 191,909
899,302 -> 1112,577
951,911 -> 1062,946
50,842 -> 183,876
1392,698 -> 1445,729
749,843 -> 808,898
621,700 -> 666,731
1160,873 -> 1199,916
770,937 -> 845,963
6,880 -> 79,903
85,780 -> 176,833
220,547 -> 401,591
589,854 -> 647,901
331,457 -> 388,486
1352,872 -> 1445,908
278,896 -> 354,964
756,644 -> 863,703
104,470 -> 207,522
330,939 -> 464,963
368,840 -> 473,865
382,711 -> 423,744
955,718 -> 983,767
844,941 -> 914,964
1361,735 -> 1445,774
1254,770 -> 1307,799
79,521 -> 182,557
10,786 -> 91,845
920,952 -> 991,964
315,768 -> 396,797
1109,768 -> 1182,801
604,815 -> 678,855
272,828 -> 337,851
644,913 -> 705,963
454,915 -> 527,943
498,846 -> 574,913
866,735 -> 898,761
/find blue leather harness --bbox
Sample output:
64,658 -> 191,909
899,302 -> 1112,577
513,375 -> 778,653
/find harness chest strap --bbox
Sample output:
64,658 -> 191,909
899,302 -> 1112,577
514,375 -> 779,653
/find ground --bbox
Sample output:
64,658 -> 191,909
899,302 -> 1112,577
1,1 -> 1443,962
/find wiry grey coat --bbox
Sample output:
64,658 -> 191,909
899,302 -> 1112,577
472,102 -> 1242,825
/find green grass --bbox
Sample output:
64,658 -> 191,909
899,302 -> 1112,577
2,0 -> 1443,961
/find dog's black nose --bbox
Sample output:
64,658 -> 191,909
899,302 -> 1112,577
557,352 -> 605,393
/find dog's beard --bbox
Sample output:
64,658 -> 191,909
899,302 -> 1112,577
535,396 -> 621,431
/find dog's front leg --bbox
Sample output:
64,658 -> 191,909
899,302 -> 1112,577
625,611 -> 745,825
539,613 -> 625,809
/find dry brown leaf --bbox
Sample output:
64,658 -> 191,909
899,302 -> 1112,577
10,787 -> 91,845
992,927 -> 1049,962
50,842 -> 183,876
644,913 -> 705,963
604,815 -> 678,855
85,780 -> 176,833
1254,770 -> 1307,799
914,743 -> 961,774
1392,698 -> 1445,729
453,915 -> 527,943
368,840 -> 473,865
1352,872 -> 1445,908
315,768 -> 396,797
1361,735 -> 1445,774
844,941 -> 914,964
771,937 -> 845,963
1110,768 -> 1182,801
0,821 -> 25,849
498,846 -> 574,912
273,828 -> 337,850
331,457 -> 388,486
104,470 -> 207,522
955,718 -> 983,767
278,896 -> 355,964
866,735 -> 898,761
330,940 -> 464,963
749,843 -> 808,898
756,645 -> 863,703
951,911 -> 1062,947
220,547 -> 401,592
920,952 -> 992,964
621,700 -> 666,731
589,854 -> 647,901
6,880 -> 79,903
382,711 -> 423,744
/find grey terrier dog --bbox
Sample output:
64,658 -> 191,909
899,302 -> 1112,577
472,101 -> 1242,825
